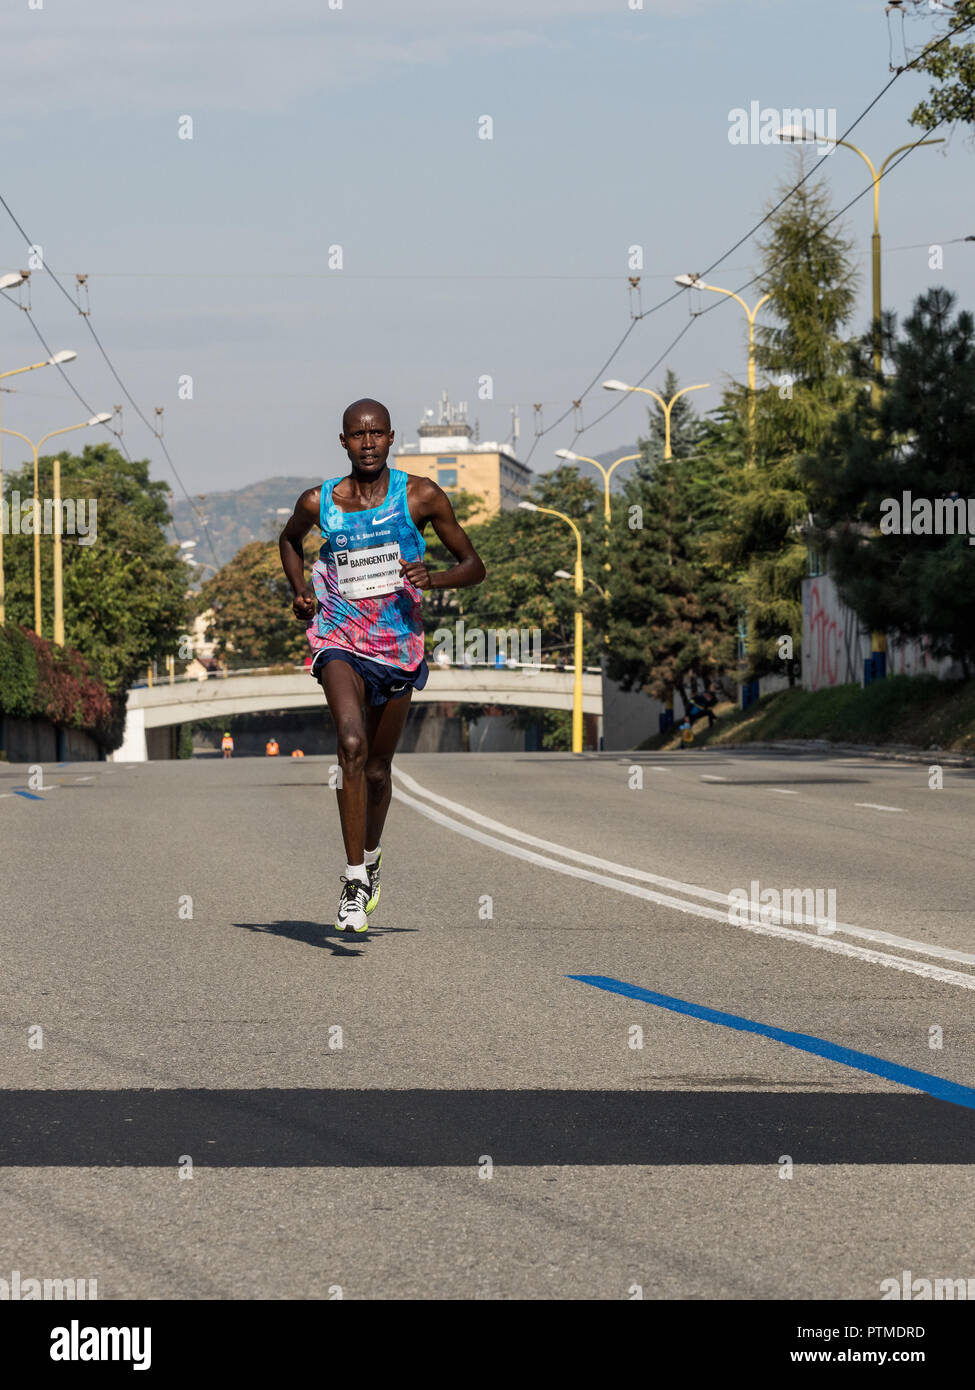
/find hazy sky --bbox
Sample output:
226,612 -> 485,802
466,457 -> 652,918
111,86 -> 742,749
1,0 -> 972,506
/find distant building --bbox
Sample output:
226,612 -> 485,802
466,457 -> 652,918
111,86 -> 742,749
395,391 -> 532,524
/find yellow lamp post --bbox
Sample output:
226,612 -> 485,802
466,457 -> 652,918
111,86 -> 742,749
601,378 -> 709,724
1,414 -> 111,642
553,446 -> 642,592
519,500 -> 585,753
555,567 -> 611,650
777,125 -> 943,676
776,125 -> 943,407
0,322 -> 78,625
600,380 -> 710,460
674,274 -> 769,463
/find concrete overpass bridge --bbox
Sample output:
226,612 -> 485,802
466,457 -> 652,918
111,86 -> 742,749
114,663 -> 605,760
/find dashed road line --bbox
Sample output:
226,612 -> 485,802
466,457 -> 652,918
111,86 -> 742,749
391,769 -> 975,986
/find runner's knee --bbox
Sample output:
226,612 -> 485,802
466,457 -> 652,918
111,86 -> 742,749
337,729 -> 367,767
365,756 -> 392,795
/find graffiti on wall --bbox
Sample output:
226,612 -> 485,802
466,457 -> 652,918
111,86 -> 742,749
801,575 -> 953,691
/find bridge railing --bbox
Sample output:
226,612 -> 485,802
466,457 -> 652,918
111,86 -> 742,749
132,660 -> 604,689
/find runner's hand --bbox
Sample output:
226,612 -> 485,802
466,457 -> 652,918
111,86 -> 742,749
399,558 -> 432,590
292,585 -> 317,620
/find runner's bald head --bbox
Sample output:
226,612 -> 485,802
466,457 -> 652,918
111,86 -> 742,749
343,398 -> 391,433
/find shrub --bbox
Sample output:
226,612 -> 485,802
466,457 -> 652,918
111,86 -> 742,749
0,625 -> 115,747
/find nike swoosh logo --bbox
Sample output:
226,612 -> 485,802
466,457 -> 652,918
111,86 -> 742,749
371,513 -> 397,525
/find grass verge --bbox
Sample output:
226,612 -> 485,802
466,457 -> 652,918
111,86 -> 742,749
640,676 -> 975,753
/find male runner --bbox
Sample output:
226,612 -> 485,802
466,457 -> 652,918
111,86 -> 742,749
279,398 -> 485,932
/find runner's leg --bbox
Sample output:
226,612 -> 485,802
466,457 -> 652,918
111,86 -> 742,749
319,660 -> 369,865
363,689 -> 413,851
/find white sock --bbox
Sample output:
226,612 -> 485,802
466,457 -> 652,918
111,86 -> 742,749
364,846 -> 381,866
345,862 -> 368,885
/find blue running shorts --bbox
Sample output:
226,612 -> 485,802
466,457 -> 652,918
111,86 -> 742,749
311,647 -> 430,707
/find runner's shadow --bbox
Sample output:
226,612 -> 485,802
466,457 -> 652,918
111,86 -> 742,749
233,919 -> 416,958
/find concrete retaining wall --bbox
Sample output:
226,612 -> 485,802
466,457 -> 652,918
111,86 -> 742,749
0,716 -> 103,762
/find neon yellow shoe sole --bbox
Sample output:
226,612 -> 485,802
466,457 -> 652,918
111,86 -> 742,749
365,852 -> 381,914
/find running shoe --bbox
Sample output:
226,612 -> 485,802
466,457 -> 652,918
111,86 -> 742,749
336,876 -> 369,933
365,850 -> 382,914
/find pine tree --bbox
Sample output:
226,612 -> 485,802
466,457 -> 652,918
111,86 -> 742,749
717,161 -> 860,683
804,287 -> 975,674
604,381 -> 736,713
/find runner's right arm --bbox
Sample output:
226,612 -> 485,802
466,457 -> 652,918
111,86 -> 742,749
279,487 -> 321,620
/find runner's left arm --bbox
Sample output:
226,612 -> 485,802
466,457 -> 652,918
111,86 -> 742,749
401,480 -> 485,591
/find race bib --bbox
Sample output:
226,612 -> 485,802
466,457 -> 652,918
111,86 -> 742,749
333,540 -> 403,599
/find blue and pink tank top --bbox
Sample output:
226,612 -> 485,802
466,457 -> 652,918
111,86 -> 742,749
307,467 -> 426,671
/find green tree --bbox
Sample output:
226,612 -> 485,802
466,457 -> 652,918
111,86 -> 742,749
457,467 -> 605,665
716,165 -> 859,682
906,1 -> 975,133
1,444 -> 189,694
603,418 -> 737,713
199,533 -> 319,667
804,287 -> 975,675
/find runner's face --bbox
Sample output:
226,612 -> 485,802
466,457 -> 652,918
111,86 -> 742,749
341,411 -> 393,475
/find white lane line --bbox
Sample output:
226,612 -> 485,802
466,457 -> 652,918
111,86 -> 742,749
700,775 -> 728,782
391,784 -> 975,990
392,768 -> 975,975
394,768 -> 731,907
855,803 -> 907,813
768,789 -> 799,795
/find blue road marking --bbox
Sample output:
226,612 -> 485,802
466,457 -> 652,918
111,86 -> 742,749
569,974 -> 975,1112
12,790 -> 43,801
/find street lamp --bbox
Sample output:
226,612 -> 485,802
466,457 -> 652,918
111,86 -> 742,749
601,379 -> 710,461
554,446 -> 641,588
519,499 -> 585,753
777,125 -> 943,679
674,273 -> 769,463
0,413 -> 110,643
554,567 -> 609,599
776,125 -> 943,406
0,340 -> 78,625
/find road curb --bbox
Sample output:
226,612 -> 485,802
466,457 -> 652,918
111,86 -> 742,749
721,739 -> 975,768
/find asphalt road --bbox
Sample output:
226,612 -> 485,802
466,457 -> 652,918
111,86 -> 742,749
2,746 -> 974,1300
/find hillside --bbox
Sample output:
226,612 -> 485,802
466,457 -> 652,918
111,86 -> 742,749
168,476 -> 319,574
168,446 -> 639,580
